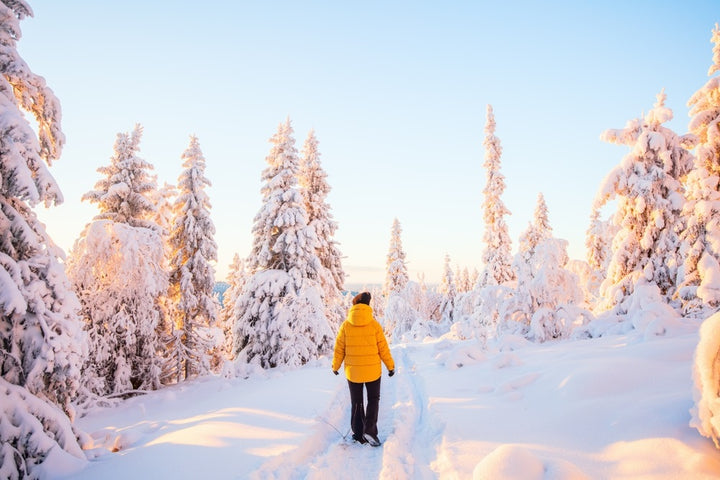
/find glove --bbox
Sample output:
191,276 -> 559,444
388,369 -> 395,377
333,370 -> 339,376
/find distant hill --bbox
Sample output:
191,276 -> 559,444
214,282 -> 230,306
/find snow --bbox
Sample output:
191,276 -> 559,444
45,324 -> 720,479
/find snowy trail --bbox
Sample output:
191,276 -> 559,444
377,345 -> 442,479
249,346 -> 442,479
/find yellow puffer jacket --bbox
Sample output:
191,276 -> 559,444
332,303 -> 395,383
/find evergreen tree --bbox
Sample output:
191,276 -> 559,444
585,205 -> 617,306
479,105 -> 514,287
167,136 -> 219,380
678,24 -> 720,316
501,193 -> 555,333
298,129 -> 346,330
526,238 -> 587,342
234,118 -> 332,368
596,91 -> 694,312
502,197 -> 588,340
0,2 -> 86,475
82,125 -> 157,229
151,181 -> 177,246
459,267 -> 472,293
148,181 -> 177,381
68,125 -> 167,396
514,193 -> 553,288
438,254 -> 457,322
219,253 -> 246,362
384,218 -> 409,296
586,206 -> 611,278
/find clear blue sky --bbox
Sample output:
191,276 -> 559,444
19,1 -> 718,286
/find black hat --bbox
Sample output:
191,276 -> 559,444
352,291 -> 371,305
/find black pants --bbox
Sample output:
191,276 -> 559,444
348,377 -> 381,438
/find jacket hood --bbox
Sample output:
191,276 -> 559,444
347,303 -> 374,327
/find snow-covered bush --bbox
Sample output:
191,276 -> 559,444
691,311 -> 720,448
384,291 -> 422,341
0,378 -> 86,479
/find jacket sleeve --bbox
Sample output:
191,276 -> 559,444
375,322 -> 395,371
331,323 -> 346,372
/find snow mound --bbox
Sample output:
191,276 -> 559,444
472,444 -> 589,480
691,311 -> 720,448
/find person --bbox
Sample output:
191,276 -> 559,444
332,291 -> 395,446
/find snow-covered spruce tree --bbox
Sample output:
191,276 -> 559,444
500,197 -> 589,341
584,205 -> 617,307
382,218 -> 414,339
298,129 -> 346,331
234,118 -> 333,369
384,217 -> 409,297
218,253 -> 246,364
678,24 -> 720,317
150,181 -> 177,252
148,181 -> 177,381
167,136 -> 219,381
0,2 -> 87,475
526,238 -> 588,342
502,193 -> 554,333
68,125 -> 167,397
479,105 -> 514,287
596,90 -> 694,314
438,254 -> 457,322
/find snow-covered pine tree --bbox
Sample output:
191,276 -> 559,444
479,105 -> 514,287
167,136 -> 219,381
0,1 -> 87,475
234,118 -> 333,368
596,90 -> 694,313
678,24 -> 720,316
438,254 -> 457,322
67,125 -> 167,397
298,129 -> 346,330
384,217 -> 409,297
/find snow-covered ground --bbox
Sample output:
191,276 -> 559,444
50,325 -> 720,479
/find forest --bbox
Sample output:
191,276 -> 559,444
2,0 -> 720,477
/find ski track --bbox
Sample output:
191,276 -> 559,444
248,345 -> 443,479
